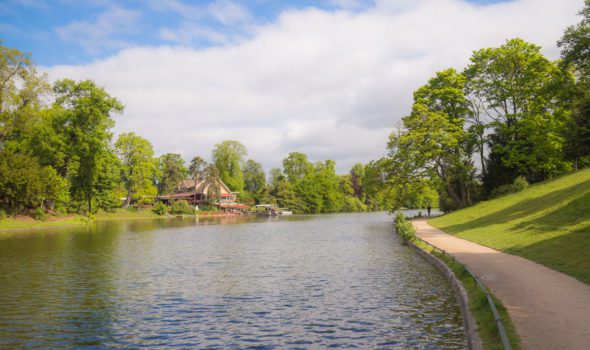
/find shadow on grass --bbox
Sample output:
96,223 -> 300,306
506,224 -> 590,285
440,178 -> 590,235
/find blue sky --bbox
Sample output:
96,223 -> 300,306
0,0 -> 581,172
3,0 -> 506,66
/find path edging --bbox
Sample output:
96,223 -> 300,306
408,241 -> 484,350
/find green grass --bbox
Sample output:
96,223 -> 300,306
415,240 -> 520,350
0,208 -> 165,230
430,168 -> 590,284
94,208 -> 163,220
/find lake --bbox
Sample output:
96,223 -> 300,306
0,212 -> 465,349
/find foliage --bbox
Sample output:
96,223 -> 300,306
115,132 -> 157,207
386,68 -> 476,210
558,0 -> 590,81
393,211 -> 416,242
243,159 -> 266,200
158,153 -> 187,195
341,196 -> 367,212
489,176 -> 529,198
212,140 -> 247,191
53,79 -> 123,213
188,155 -> 206,180
466,38 -> 571,189
152,201 -> 168,215
202,163 -> 221,206
283,152 -> 313,183
0,150 -> 66,214
170,200 -> 195,215
31,208 -> 46,221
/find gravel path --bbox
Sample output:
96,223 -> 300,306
412,219 -> 590,350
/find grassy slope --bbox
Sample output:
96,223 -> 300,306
430,168 -> 590,284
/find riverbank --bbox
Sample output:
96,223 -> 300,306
413,219 -> 590,350
429,168 -> 590,285
0,209 -> 231,231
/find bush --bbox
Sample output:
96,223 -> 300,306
170,200 -> 195,215
490,176 -> 529,198
0,209 -> 6,220
32,208 -> 47,221
393,211 -> 416,242
342,197 -> 368,212
512,176 -> 529,192
153,202 -> 168,215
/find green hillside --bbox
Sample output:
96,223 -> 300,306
429,169 -> 590,284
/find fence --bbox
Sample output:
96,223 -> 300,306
415,237 -> 512,350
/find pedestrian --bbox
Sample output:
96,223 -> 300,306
427,205 -> 431,217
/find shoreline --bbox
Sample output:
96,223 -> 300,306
0,210 -> 237,232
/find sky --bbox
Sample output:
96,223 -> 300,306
0,0 -> 583,173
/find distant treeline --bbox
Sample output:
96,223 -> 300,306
381,1 -> 590,212
0,45 -> 391,215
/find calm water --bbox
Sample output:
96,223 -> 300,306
0,212 -> 465,349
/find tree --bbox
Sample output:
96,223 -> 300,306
243,159 -> 266,199
465,38 -> 570,190
188,155 -> 207,180
350,162 -> 365,201
115,132 -> 157,207
202,163 -> 221,206
92,149 -> 124,211
282,152 -> 313,183
558,1 -> 590,169
386,68 -> 476,209
158,153 -> 187,195
558,0 -> 590,81
0,150 -> 68,214
212,140 -> 247,191
53,79 -> 123,213
0,44 -> 49,147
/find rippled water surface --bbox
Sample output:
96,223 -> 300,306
0,212 -> 465,349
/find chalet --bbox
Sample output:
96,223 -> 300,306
156,178 -> 249,212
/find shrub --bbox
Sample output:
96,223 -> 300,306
170,200 -> 195,215
393,211 -> 416,242
512,176 -> 529,192
0,209 -> 6,220
153,202 -> 168,215
490,176 -> 530,198
32,208 -> 47,221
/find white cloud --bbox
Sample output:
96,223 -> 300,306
55,5 -> 141,54
155,0 -> 253,45
44,0 -> 581,173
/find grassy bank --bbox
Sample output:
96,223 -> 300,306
415,240 -> 520,350
0,208 -> 165,230
430,168 -> 590,284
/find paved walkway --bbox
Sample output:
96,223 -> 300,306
412,219 -> 590,350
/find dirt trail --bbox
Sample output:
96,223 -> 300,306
412,219 -> 590,350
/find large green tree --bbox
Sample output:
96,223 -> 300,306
559,0 -> 590,169
386,68 -> 476,209
282,152 -> 313,183
115,132 -> 157,206
158,153 -> 187,195
212,140 -> 247,191
53,79 -> 123,212
465,38 -> 571,190
243,159 -> 266,199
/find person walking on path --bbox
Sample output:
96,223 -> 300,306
412,219 -> 590,350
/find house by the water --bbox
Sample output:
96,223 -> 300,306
156,178 -> 249,212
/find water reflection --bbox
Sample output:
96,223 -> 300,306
0,212 -> 465,349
